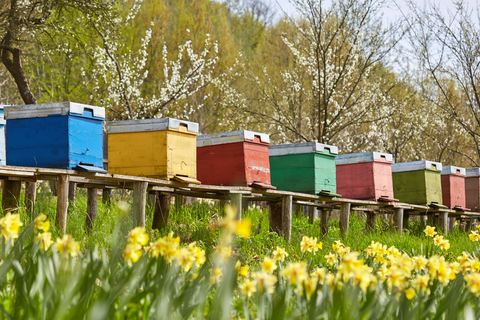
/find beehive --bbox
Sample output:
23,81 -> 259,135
466,168 -> 480,212
106,118 -> 198,180
392,160 -> 443,205
441,166 -> 466,209
0,106 -> 6,165
336,152 -> 394,201
269,142 -> 337,194
5,102 -> 105,171
197,130 -> 271,187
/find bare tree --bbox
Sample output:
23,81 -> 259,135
406,0 -> 480,165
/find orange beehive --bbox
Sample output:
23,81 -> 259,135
466,168 -> 480,212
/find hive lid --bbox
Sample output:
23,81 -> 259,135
466,168 -> 480,177
441,165 -> 466,176
197,130 -> 269,147
4,102 -> 105,119
391,160 -> 442,173
106,118 -> 199,134
335,152 -> 393,165
269,142 -> 338,156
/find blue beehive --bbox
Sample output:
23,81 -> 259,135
0,106 -> 6,165
5,102 -> 105,171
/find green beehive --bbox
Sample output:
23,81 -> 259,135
269,142 -> 338,195
391,160 -> 443,205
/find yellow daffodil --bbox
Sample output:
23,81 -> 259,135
55,234 -> 80,258
465,273 -> 480,296
0,212 -> 23,241
239,279 -> 257,297
423,225 -> 437,237
281,262 -> 308,287
35,231 -> 53,251
469,231 -> 480,242
235,219 -> 251,239
210,268 -> 223,284
252,271 -> 277,294
272,246 -> 288,261
34,214 -> 50,233
124,243 -> 142,266
235,261 -> 249,277
325,252 -> 336,266
261,257 -> 277,274
217,245 -> 232,262
405,287 -> 415,300
127,227 -> 149,246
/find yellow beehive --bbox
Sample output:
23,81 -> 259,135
106,118 -> 198,180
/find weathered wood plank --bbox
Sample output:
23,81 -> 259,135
132,181 -> 148,227
282,195 -> 293,243
320,209 -> 329,235
339,202 -> 351,235
152,193 -> 171,230
230,193 -> 242,220
85,188 -> 98,232
56,175 -> 69,235
25,181 -> 37,217
2,180 -> 21,212
394,208 -> 404,233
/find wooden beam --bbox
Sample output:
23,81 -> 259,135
25,181 -> 37,218
85,188 -> 98,232
2,180 -> 21,212
282,195 -> 293,243
132,181 -> 148,227
339,202 -> 351,235
394,208 -> 404,233
56,175 -> 69,235
230,193 -> 242,220
152,193 -> 171,230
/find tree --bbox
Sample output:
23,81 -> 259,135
0,0 -> 118,104
407,0 -> 480,166
231,0 -> 405,150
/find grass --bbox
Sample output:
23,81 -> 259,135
11,184 -> 478,268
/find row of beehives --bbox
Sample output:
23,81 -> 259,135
0,102 -> 477,211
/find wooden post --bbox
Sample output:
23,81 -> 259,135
2,180 -> 22,212
438,211 -> 449,234
230,193 -> 242,220
68,182 -> 77,204
102,188 -> 112,205
25,181 -> 37,218
132,181 -> 148,227
85,188 -> 98,232
268,201 -> 282,234
320,209 -> 329,235
339,203 -> 351,235
152,193 -> 172,230
309,206 -> 318,224
242,198 -> 249,213
427,214 -> 435,226
448,217 -> 454,232
394,208 -> 404,233
365,211 -> 375,233
420,215 -> 427,226
472,218 -> 478,230
49,180 -> 58,196
282,195 -> 293,243
403,211 -> 410,230
219,199 -> 227,216
56,175 -> 70,235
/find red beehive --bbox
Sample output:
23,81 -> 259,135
336,152 -> 395,201
197,130 -> 272,187
466,168 -> 480,212
441,166 -> 466,209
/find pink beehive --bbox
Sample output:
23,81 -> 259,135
441,165 -> 466,209
336,152 -> 394,201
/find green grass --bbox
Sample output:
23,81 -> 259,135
11,185 -> 480,267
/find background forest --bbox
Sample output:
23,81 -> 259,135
1,0 -> 480,167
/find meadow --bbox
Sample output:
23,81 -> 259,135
1,187 -> 480,319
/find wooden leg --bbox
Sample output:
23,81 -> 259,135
2,180 -> 22,213
439,211 -> 449,234
420,215 -> 427,226
50,180 -> 58,197
395,208 -> 404,233
320,209 -> 329,235
309,206 -> 318,224
268,201 -> 282,234
85,188 -> 98,232
242,198 -> 249,213
472,218 -> 478,230
152,192 -> 172,230
339,203 -> 351,235
56,175 -> 69,235
219,199 -> 227,216
427,214 -> 434,226
282,195 -> 293,243
25,181 -> 37,218
365,211 -> 375,233
68,182 -> 77,204
102,188 -> 112,205
230,193 -> 242,220
132,181 -> 148,227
